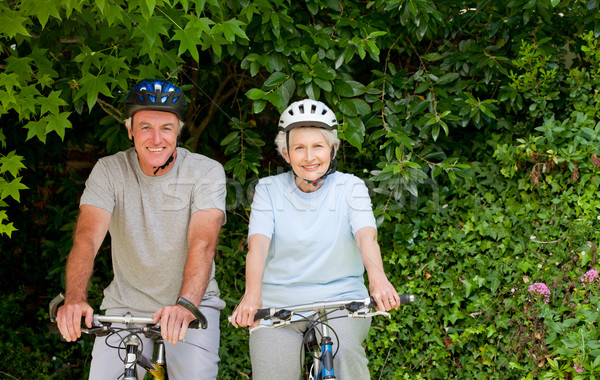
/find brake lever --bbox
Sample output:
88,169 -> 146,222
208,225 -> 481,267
348,309 -> 391,319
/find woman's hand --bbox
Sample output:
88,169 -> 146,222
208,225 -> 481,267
231,293 -> 262,329
368,274 -> 401,312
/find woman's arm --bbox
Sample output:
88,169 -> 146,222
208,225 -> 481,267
355,226 -> 400,311
231,233 -> 271,328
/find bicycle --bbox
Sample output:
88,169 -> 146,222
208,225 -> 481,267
49,293 -> 208,380
231,294 -> 415,380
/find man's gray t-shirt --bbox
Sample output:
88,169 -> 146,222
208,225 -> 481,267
80,147 -> 226,312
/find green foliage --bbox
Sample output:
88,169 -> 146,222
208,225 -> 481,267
1,0 -> 600,379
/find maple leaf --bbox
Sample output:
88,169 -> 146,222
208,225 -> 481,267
1,176 -> 28,202
0,15 -> 30,38
0,221 -> 17,238
24,120 -> 48,143
25,0 -> 62,29
39,90 -> 67,116
172,25 -> 201,62
45,112 -> 73,141
0,151 -> 26,177
221,19 -> 249,43
73,74 -> 114,111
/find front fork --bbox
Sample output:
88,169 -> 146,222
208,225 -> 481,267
123,335 -> 141,380
308,312 -> 336,380
126,336 -> 167,380
144,339 -> 167,380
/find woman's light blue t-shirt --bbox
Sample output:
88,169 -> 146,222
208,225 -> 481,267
248,171 -> 377,308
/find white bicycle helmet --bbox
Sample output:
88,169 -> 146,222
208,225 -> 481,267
278,99 -> 337,132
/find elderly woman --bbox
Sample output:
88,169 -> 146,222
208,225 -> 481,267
231,99 -> 399,379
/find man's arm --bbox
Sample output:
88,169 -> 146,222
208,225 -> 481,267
153,208 -> 224,344
180,208 -> 225,304
56,204 -> 111,341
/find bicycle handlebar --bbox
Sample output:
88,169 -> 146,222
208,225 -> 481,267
49,293 -> 208,331
227,294 -> 415,325
254,295 -> 415,321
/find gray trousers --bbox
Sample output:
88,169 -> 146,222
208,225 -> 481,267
249,310 -> 372,379
88,305 -> 221,380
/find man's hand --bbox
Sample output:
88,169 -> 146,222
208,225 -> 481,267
153,304 -> 196,344
56,301 -> 93,342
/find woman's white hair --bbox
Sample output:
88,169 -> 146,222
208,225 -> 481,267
124,117 -> 185,136
275,127 -> 340,157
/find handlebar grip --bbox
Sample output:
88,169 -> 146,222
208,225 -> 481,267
49,293 -> 65,323
254,308 -> 272,321
369,294 -> 415,308
176,297 -> 208,329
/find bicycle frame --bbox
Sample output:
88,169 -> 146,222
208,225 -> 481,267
309,309 -> 335,380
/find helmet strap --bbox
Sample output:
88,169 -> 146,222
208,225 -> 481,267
153,153 -> 175,175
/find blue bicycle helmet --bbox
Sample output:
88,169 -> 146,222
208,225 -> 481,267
125,79 -> 188,120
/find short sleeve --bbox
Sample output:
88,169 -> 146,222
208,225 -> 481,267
347,178 -> 376,235
248,179 -> 275,239
192,162 -> 227,216
80,160 -> 116,213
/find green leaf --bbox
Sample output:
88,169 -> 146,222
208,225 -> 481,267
221,19 -> 249,42
38,91 -> 67,116
220,131 -> 239,146
352,98 -> 371,115
5,56 -> 33,80
0,151 -> 26,177
172,25 -> 201,62
560,339 -> 578,348
268,77 -> 296,111
73,74 -> 114,111
0,15 -> 30,38
252,99 -> 267,114
1,177 -> 28,202
25,0 -> 61,29
343,117 -> 365,149
437,73 -> 460,85
338,98 -> 358,117
0,221 -> 17,237
45,112 -> 73,141
333,81 -> 355,97
246,88 -> 265,100
422,53 -> 443,61
313,78 -> 332,91
24,120 -> 48,143
264,72 -> 288,88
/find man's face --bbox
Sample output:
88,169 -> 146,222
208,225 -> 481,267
129,109 -> 179,175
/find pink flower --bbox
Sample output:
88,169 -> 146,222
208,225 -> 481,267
581,269 -> 599,288
528,282 -> 550,304
574,363 -> 584,373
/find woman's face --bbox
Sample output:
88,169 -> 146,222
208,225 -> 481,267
283,127 -> 332,187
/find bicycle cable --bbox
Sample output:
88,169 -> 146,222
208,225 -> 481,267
296,307 -> 349,373
103,328 -> 147,374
